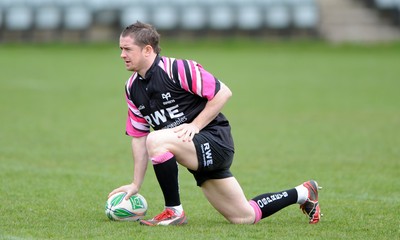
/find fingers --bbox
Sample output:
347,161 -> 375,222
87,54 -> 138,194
108,187 -> 124,199
184,130 -> 196,142
178,129 -> 193,142
124,188 -> 137,200
108,183 -> 139,200
173,125 -> 183,133
174,124 -> 199,142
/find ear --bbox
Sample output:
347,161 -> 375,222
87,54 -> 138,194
143,45 -> 154,56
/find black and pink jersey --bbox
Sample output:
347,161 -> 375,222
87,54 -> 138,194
125,55 -> 234,151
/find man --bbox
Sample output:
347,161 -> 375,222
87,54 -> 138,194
108,21 -> 321,226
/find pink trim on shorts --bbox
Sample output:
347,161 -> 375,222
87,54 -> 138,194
249,200 -> 262,224
151,152 -> 174,165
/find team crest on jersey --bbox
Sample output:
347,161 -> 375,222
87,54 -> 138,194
161,92 -> 175,105
162,92 -> 171,100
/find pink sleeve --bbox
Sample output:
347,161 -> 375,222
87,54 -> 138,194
125,76 -> 150,137
174,59 -> 220,100
125,108 -> 150,137
196,62 -> 219,100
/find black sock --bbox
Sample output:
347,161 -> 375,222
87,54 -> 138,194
153,157 -> 181,207
251,188 -> 298,218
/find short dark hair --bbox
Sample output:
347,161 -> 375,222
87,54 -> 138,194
121,21 -> 161,54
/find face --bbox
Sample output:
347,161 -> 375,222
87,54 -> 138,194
119,35 -> 146,72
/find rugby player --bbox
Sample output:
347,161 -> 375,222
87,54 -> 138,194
108,21 -> 321,226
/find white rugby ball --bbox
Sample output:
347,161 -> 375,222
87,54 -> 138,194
105,192 -> 147,221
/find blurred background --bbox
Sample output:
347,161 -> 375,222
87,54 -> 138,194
1,0 -> 400,44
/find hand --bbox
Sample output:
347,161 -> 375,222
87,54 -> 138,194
174,123 -> 199,142
108,183 -> 139,200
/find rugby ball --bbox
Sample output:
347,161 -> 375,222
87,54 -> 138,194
105,192 -> 147,221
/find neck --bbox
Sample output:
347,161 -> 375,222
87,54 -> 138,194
139,54 -> 157,77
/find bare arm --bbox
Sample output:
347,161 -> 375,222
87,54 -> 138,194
130,136 -> 148,190
174,82 -> 232,141
108,136 -> 149,199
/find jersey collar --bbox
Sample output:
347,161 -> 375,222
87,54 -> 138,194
141,55 -> 161,80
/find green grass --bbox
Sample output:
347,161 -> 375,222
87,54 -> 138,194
1,40 -> 399,239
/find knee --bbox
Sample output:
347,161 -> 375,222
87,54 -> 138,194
226,206 -> 256,224
227,216 -> 255,225
146,130 -> 170,156
146,131 -> 162,153
145,131 -> 158,150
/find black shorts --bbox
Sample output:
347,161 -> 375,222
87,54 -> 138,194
189,131 -> 234,187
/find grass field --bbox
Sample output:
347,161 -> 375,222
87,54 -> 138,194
1,40 -> 399,240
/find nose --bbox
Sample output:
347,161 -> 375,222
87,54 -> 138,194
120,50 -> 126,58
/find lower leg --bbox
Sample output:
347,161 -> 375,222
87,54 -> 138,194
250,183 -> 309,223
250,188 -> 298,222
151,152 -> 181,209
